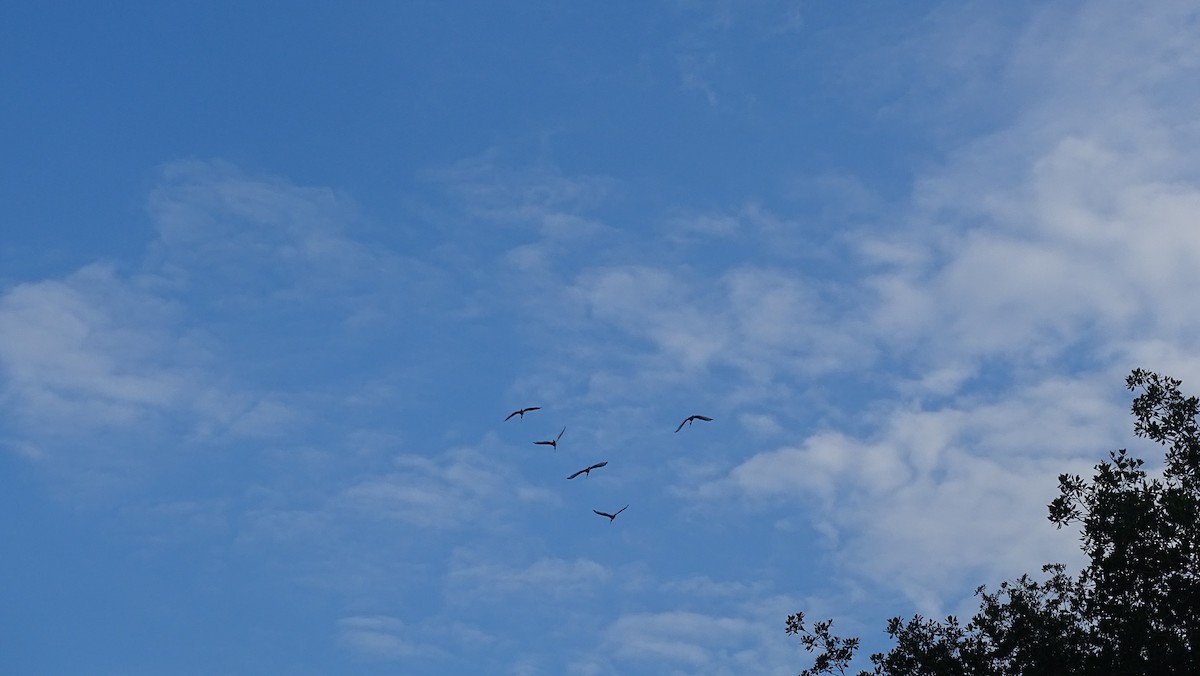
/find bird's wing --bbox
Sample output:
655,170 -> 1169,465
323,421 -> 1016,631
674,419 -> 687,433
527,407 -> 541,413
534,440 -> 552,446
615,505 -> 628,516
505,410 -> 519,420
556,427 -> 565,441
696,415 -> 713,421
593,510 -> 612,518
567,469 -> 584,480
590,461 -> 608,471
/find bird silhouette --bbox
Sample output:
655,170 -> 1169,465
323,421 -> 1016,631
567,461 -> 608,480
505,406 -> 541,421
534,427 -> 565,450
593,505 -> 628,523
674,414 -> 713,433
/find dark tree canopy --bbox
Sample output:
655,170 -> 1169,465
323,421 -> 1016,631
788,369 -> 1200,675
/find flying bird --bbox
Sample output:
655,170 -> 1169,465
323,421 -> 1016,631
593,505 -> 628,523
674,414 -> 713,433
534,427 -> 565,450
567,461 -> 608,480
505,406 -> 541,421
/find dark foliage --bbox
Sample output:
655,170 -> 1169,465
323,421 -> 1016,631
788,369 -> 1200,675
786,612 -> 860,676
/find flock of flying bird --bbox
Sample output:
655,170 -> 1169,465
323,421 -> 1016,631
504,406 -> 713,523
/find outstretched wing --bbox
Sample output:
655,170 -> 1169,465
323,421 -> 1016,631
614,505 -> 628,517
590,461 -> 608,471
505,406 -> 541,420
593,509 -> 613,518
567,468 -> 585,480
676,414 -> 713,431
534,440 -> 554,446
555,427 -> 565,442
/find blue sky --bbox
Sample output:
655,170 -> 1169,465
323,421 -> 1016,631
3,1 -> 1200,674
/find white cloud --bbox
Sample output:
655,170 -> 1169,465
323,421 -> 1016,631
0,161 -> 458,491
433,151 -> 614,239
336,613 -> 501,667
864,4 -> 1200,378
0,263 -> 255,485
145,159 -> 453,339
662,210 -> 741,239
569,263 -> 870,381
0,264 -> 196,422
218,396 -> 299,439
705,372 -> 1128,613
336,615 -> 433,660
598,609 -> 793,675
660,574 -> 766,599
737,412 -> 782,437
338,447 -> 553,529
696,5 -> 1200,620
147,159 -> 359,279
447,555 -> 611,600
879,137 -> 1200,368
572,265 -> 726,372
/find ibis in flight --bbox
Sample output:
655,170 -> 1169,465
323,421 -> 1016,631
593,505 -> 628,523
674,414 -> 713,433
534,427 -> 565,450
567,461 -> 608,480
505,406 -> 541,421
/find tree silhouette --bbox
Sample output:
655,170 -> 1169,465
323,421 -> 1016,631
788,369 -> 1200,675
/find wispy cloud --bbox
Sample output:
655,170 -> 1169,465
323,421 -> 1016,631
595,608 -> 793,675
0,165 -> 414,495
866,4 -> 1200,379
568,263 -> 869,381
432,150 -> 614,240
338,446 -> 554,530
699,373 -> 1132,613
148,159 -> 364,286
447,554 -> 611,600
147,159 -> 449,328
336,615 -> 439,660
0,264 -> 199,425
0,160 -> 468,492
0,262 -> 244,486
667,0 -> 811,109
